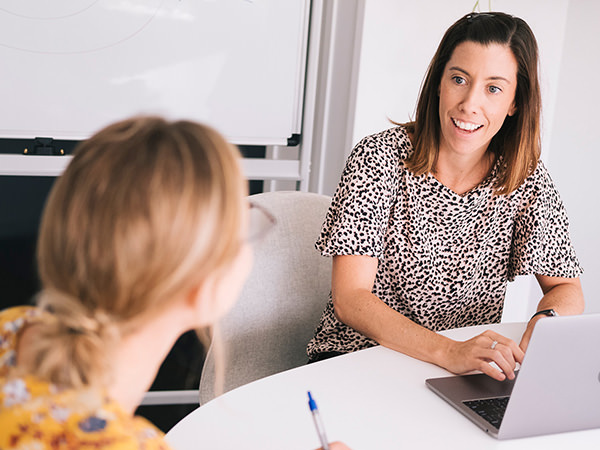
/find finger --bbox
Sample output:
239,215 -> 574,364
484,330 -> 516,345
495,342 -> 517,369
477,358 -> 507,381
485,347 -> 517,380
471,333 -> 498,349
325,443 -> 351,450
495,335 -> 525,364
485,331 -> 525,364
509,339 -> 526,364
519,332 -> 532,353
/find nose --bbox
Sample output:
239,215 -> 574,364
459,86 -> 482,115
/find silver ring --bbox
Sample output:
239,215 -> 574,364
491,340 -> 498,350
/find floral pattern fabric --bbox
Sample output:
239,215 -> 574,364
0,306 -> 172,450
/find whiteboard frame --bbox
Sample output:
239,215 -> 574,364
0,0 -> 310,146
0,153 -> 302,181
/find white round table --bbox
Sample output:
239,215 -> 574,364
166,322 -> 600,449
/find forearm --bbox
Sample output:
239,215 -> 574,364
520,276 -> 585,351
533,280 -> 584,317
334,288 -> 523,380
329,255 -> 522,379
332,289 -> 452,367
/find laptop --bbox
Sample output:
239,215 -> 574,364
426,314 -> 600,439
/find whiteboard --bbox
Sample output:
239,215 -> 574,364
0,0 -> 310,145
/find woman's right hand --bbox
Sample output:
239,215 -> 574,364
441,330 -> 525,381
316,442 -> 352,450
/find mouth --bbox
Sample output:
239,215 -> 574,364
452,118 -> 483,133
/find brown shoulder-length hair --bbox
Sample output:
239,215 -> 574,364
404,12 -> 541,194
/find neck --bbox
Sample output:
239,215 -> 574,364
434,150 -> 493,196
108,306 -> 191,414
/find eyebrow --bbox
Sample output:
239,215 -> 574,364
448,66 -> 512,83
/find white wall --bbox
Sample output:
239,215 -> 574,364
352,0 -> 569,149
545,0 -> 600,314
346,0 -> 597,321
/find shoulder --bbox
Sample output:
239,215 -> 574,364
128,415 -> 172,450
0,381 -> 172,450
0,307 -> 41,371
507,160 -> 568,220
522,160 -> 554,189
0,306 -> 39,328
510,159 -> 559,201
78,398 -> 172,450
342,126 -> 412,182
353,125 -> 413,161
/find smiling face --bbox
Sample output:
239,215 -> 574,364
438,41 -> 518,160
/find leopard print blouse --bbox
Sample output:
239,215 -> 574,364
307,126 -> 583,359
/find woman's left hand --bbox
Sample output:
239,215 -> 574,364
518,316 -> 543,353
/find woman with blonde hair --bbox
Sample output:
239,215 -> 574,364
308,12 -> 584,380
0,116 -> 347,450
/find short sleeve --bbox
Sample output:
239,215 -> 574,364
316,129 -> 402,258
508,161 -> 583,280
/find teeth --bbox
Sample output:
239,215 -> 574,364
453,119 -> 482,131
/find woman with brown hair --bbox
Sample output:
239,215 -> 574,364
308,12 -> 584,381
0,117 -> 348,450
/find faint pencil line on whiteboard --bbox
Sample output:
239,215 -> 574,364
0,0 -> 169,55
0,0 -> 100,21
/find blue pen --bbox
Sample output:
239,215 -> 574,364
307,391 -> 330,450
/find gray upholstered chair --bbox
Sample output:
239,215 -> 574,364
198,191 -> 332,405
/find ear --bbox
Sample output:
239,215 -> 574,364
508,102 -> 517,117
184,278 -> 220,327
184,283 -> 203,309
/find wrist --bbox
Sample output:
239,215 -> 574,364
431,335 -> 455,369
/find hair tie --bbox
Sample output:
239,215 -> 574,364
66,325 -> 89,336
37,288 -> 116,339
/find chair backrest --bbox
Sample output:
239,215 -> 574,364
198,191 -> 332,404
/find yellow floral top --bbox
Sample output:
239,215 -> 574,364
0,306 -> 173,450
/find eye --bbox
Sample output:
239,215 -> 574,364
452,76 -> 466,85
488,85 -> 502,94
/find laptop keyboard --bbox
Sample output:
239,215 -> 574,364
463,397 -> 509,428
